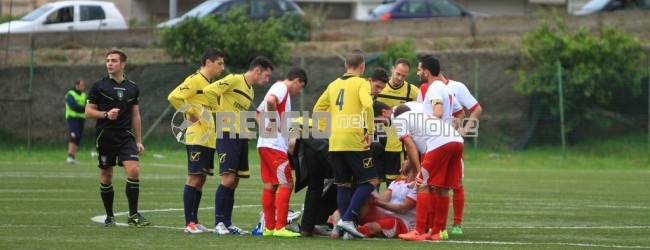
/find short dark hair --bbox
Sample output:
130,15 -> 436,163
370,68 -> 389,83
345,49 -> 365,69
106,49 -> 127,62
285,66 -> 308,87
393,104 -> 412,118
394,58 -> 411,69
201,48 -> 225,66
419,55 -> 440,76
373,101 -> 391,118
74,78 -> 83,86
249,56 -> 275,71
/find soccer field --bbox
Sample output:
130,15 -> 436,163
1,140 -> 649,249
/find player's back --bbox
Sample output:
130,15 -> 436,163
447,79 -> 479,110
315,73 -> 373,151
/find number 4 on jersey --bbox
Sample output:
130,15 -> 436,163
336,89 -> 345,110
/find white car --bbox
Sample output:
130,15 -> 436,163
0,0 -> 128,34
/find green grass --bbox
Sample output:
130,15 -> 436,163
1,135 -> 649,249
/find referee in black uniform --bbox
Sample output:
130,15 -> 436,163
85,49 -> 150,227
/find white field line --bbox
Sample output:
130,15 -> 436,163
86,206 -> 650,249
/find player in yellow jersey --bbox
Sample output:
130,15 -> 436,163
313,49 -> 377,239
203,55 -> 275,235
168,48 -> 225,234
374,58 -> 420,189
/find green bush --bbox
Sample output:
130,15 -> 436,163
375,39 -> 420,84
515,12 -> 646,142
279,14 -> 311,42
159,8 -> 289,69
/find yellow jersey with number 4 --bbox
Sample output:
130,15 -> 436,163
313,73 -> 374,151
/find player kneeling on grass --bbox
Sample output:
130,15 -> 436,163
358,161 -> 418,238
327,160 -> 416,239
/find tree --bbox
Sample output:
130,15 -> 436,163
515,12 -> 646,143
159,7 -> 289,69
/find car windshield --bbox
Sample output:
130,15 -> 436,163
182,1 -> 224,17
580,0 -> 611,10
20,5 -> 54,21
372,3 -> 396,15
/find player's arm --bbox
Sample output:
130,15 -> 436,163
132,104 -> 145,154
451,98 -> 464,130
313,87 -> 330,132
432,100 -> 443,118
359,82 -> 374,135
203,76 -> 230,111
400,136 -> 421,184
375,196 -> 416,214
463,104 -> 482,135
66,94 -> 85,113
167,81 -> 194,113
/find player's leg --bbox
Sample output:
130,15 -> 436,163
214,133 -> 249,234
120,131 -> 149,227
267,149 -> 298,236
338,151 -> 378,238
259,147 -> 278,235
430,142 -> 464,241
97,129 -> 116,227
184,145 -> 211,233
66,119 -> 82,164
451,157 -> 465,235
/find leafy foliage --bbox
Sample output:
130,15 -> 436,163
515,13 -> 646,140
375,39 -> 420,84
159,8 -> 289,69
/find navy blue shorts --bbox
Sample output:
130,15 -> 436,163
67,118 -> 85,145
187,145 -> 215,176
216,132 -> 250,178
330,151 -> 377,184
95,129 -> 139,169
380,151 -> 402,181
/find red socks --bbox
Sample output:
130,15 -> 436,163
414,192 -> 430,234
262,188 -> 276,230
432,195 -> 450,233
453,185 -> 465,225
275,186 -> 292,230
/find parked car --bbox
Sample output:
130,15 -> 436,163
0,1 -> 128,34
367,0 -> 478,21
156,0 -> 304,28
572,0 -> 650,15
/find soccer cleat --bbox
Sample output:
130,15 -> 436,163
398,230 -> 428,241
104,216 -> 116,227
341,232 -> 354,240
430,229 -> 449,241
330,224 -> 341,238
451,225 -> 463,236
214,222 -> 230,235
262,228 -> 275,237
273,227 -> 301,237
127,213 -> 151,227
195,223 -> 212,233
336,220 -> 366,238
286,220 -> 301,233
227,224 -> 250,235
287,210 -> 302,223
314,224 -> 333,236
66,156 -> 77,164
184,221 -> 203,234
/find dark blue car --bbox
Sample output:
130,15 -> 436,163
368,0 -> 477,21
